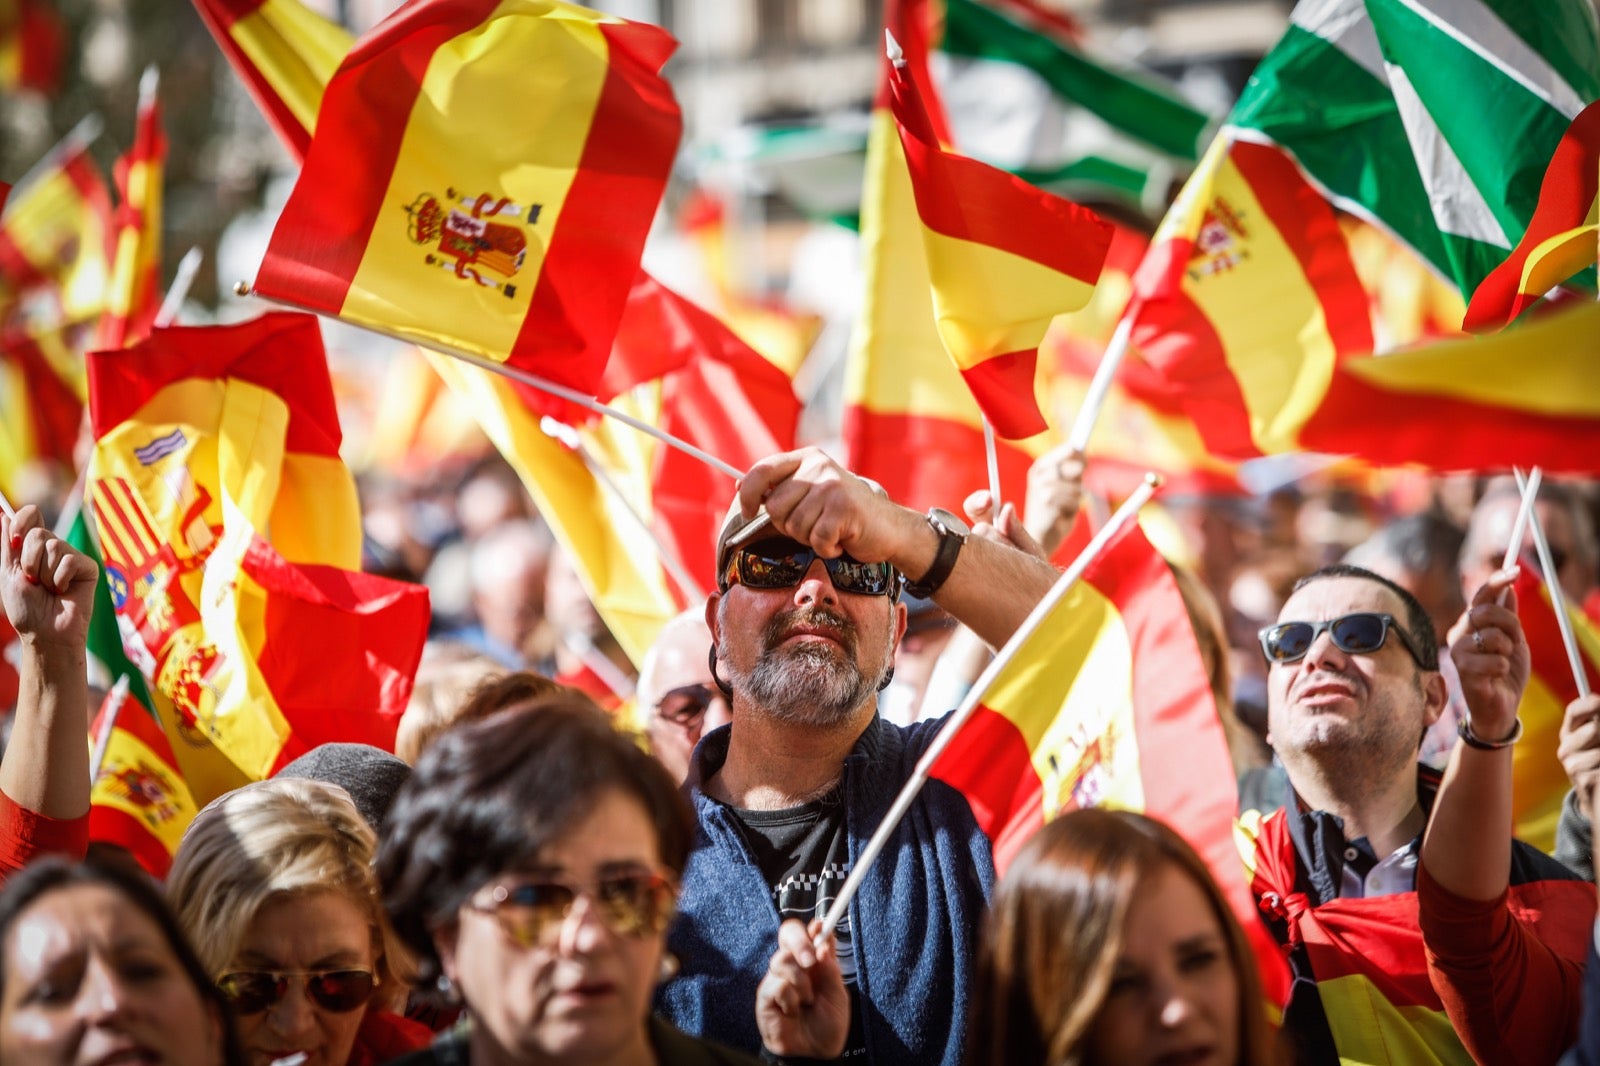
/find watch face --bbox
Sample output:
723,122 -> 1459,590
929,507 -> 971,537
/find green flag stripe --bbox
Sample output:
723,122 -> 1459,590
941,0 -> 1212,161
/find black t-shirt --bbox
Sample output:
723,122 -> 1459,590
730,793 -> 869,1060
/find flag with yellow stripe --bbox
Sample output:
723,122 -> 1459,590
253,0 -> 681,399
88,686 -> 200,878
98,66 -> 167,352
0,143 -> 113,326
887,37 -> 1111,439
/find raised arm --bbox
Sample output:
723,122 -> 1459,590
739,448 -> 1058,649
0,505 -> 97,821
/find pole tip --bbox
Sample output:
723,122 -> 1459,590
1143,472 -> 1164,489
232,280 -> 252,297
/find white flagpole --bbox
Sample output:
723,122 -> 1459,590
155,247 -> 204,327
982,417 -> 1003,515
569,435 -> 708,604
1065,315 -> 1133,456
817,472 -> 1162,941
89,675 -> 132,783
1515,468 -> 1590,699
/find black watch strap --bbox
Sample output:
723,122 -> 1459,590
903,509 -> 966,599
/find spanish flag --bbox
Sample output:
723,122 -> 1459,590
887,35 -> 1111,440
844,0 -> 1046,513
1511,566 -> 1600,851
930,522 -> 1286,996
97,66 -> 167,352
88,685 -> 200,879
0,139 -> 113,326
253,0 -> 681,399
0,327 -> 85,496
86,314 -> 430,778
0,0 -> 65,95
1464,100 -> 1600,333
189,0 -> 349,159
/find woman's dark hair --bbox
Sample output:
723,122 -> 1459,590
0,855 -> 247,1065
379,690 -> 693,986
964,809 -> 1278,1066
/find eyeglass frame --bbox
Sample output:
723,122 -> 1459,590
463,870 -> 679,948
718,536 -> 900,598
654,682 -> 717,727
214,968 -> 378,1015
1257,611 -> 1430,669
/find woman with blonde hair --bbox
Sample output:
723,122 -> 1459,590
167,778 -> 430,1066
966,809 -> 1279,1066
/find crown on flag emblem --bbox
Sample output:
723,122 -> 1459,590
405,189 -> 541,298
105,761 -> 180,824
1188,196 -> 1250,281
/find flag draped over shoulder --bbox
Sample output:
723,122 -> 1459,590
1231,0 -> 1600,300
844,0 -> 1046,512
930,523 -> 1286,996
887,43 -> 1111,440
98,67 -> 167,352
1511,567 -> 1600,851
1465,100 -> 1600,333
189,0 -> 351,159
253,0 -> 681,399
86,314 -> 430,779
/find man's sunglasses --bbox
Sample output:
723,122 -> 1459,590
1259,612 -> 1429,667
656,683 -> 716,727
468,872 -> 677,947
721,538 -> 898,597
216,969 -> 376,1015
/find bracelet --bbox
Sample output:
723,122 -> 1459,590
1458,716 -> 1523,751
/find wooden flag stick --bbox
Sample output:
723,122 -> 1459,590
817,472 -> 1162,942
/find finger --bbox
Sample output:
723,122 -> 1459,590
778,919 -> 817,968
1466,567 -> 1521,608
739,451 -> 812,518
50,545 -> 96,597
962,490 -> 994,526
1000,506 -> 1048,560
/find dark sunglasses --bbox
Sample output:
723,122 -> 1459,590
721,538 -> 898,597
469,872 -> 677,947
1259,612 -> 1427,667
216,969 -> 375,1015
656,683 -> 716,726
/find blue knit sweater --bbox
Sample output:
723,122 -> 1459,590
655,714 -> 996,1066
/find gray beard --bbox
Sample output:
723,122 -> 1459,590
732,608 -> 885,727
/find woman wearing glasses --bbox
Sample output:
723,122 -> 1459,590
167,779 -> 431,1066
379,692 -> 804,1065
0,854 -> 246,1065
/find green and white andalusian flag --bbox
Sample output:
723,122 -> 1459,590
937,0 -> 1217,214
1231,0 -> 1600,298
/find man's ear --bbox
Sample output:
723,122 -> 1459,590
1421,669 -> 1448,729
705,592 -> 723,644
890,597 -> 908,651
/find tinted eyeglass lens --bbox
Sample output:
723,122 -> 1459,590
306,971 -> 376,1012
1266,623 -> 1314,662
218,970 -> 374,1014
829,556 -> 892,595
1330,613 -> 1388,653
498,875 -> 674,943
738,544 -> 811,588
1263,613 -> 1393,662
217,973 -> 282,1015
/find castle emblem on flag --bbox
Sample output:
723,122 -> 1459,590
1042,717 -> 1121,814
404,189 -> 541,298
1188,196 -> 1250,281
105,760 -> 180,824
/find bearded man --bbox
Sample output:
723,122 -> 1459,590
655,449 -> 1057,1066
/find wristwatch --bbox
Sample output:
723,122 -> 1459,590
903,508 -> 969,599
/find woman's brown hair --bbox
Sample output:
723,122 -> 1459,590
965,808 -> 1278,1066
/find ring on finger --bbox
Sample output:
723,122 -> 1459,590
1472,629 -> 1485,652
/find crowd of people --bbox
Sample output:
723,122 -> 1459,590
0,443 -> 1598,1066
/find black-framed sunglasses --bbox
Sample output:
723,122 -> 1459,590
720,537 -> 898,598
467,872 -> 678,947
1258,612 -> 1428,667
216,969 -> 376,1015
656,682 -> 716,727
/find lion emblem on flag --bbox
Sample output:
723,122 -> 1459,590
404,188 -> 541,298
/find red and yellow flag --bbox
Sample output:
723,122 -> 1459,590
97,67 -> 168,352
0,0 -> 65,94
0,327 -> 85,495
1512,567 -> 1600,851
931,523 -> 1286,997
844,0 -> 1046,512
88,686 -> 199,879
86,314 -> 430,778
253,0 -> 681,399
1464,100 -> 1600,333
0,143 -> 113,326
887,41 -> 1111,439
189,0 -> 350,160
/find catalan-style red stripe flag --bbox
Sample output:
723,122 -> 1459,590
929,523 -> 1285,999
86,313 -> 431,778
887,35 -> 1111,440
0,142 -> 114,326
189,0 -> 350,160
844,0 -> 1046,513
253,0 -> 681,400
1464,100 -> 1600,334
97,67 -> 168,351
1128,134 -> 1600,474
1510,566 -> 1600,851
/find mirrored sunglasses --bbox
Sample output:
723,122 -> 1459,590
721,538 -> 897,597
470,872 -> 678,947
1258,611 -> 1427,667
216,969 -> 376,1015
